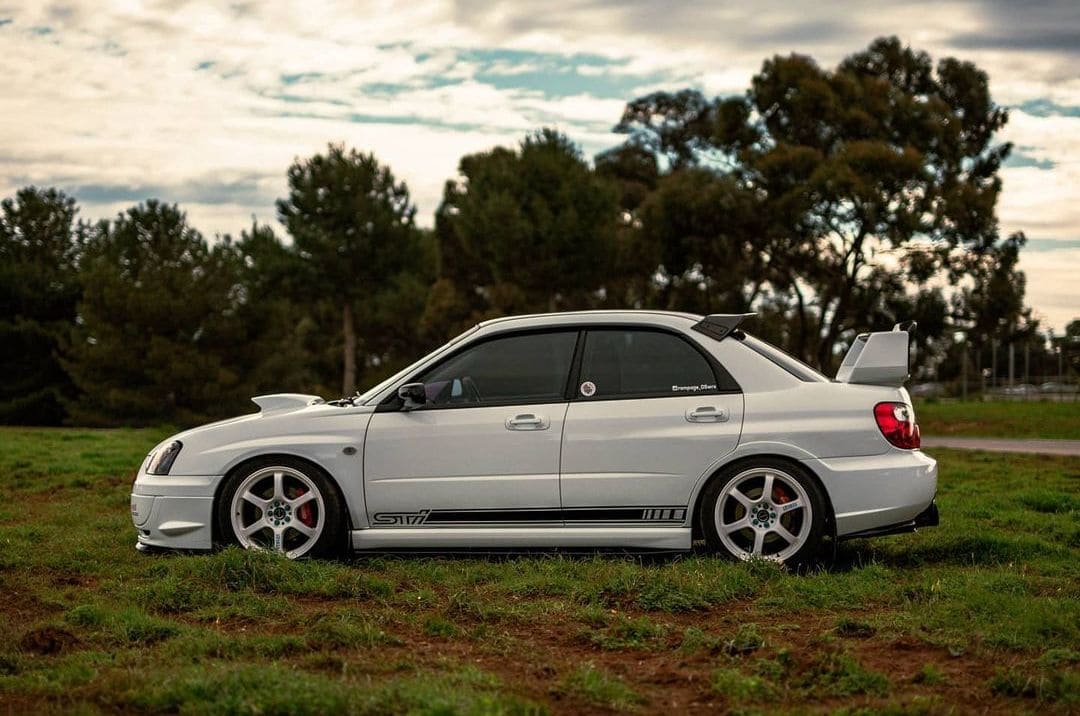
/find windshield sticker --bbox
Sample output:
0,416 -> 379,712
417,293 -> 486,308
580,381 -> 597,397
672,384 -> 717,393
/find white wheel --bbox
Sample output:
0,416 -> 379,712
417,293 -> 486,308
228,465 -> 327,559
715,467 -> 811,561
701,462 -> 827,565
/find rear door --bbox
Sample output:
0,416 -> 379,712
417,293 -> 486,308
364,330 -> 578,526
559,328 -> 743,524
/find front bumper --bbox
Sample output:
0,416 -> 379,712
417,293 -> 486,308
131,471 -> 220,551
806,449 -> 938,537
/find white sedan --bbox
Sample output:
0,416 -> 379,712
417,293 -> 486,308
131,311 -> 938,566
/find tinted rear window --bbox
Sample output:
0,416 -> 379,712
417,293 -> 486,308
578,329 -> 721,399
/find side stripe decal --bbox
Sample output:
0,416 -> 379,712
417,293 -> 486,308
372,506 -> 688,526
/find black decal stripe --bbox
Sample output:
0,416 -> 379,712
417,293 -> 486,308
415,506 -> 688,525
425,509 -> 562,524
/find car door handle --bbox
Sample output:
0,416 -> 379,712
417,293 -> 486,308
686,406 -> 729,423
505,413 -> 549,431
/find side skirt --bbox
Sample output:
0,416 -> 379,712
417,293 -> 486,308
350,526 -> 692,551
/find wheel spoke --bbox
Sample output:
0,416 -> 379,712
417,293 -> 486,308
772,523 -> 798,544
762,473 -> 775,502
271,524 -> 285,552
290,522 -> 316,539
722,517 -> 751,534
775,497 -> 804,514
240,518 -> 268,538
289,491 -> 315,509
241,490 -> 269,511
729,489 -> 754,509
273,471 -> 285,500
752,529 -> 765,555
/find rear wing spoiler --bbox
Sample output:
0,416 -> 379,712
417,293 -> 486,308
835,322 -> 916,387
692,313 -> 756,341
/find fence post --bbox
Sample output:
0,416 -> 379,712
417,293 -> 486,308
992,339 -> 998,388
1008,343 -> 1015,392
961,339 -> 968,401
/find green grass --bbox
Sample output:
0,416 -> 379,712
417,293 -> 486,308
0,425 -> 1078,713
915,400 -> 1080,439
559,664 -> 644,710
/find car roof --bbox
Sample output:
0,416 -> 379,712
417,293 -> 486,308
476,310 -> 703,331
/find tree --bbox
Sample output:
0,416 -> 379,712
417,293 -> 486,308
230,221 -> 328,396
637,169 -> 771,314
1057,320 -> 1080,378
0,187 -> 82,425
612,37 -> 1018,369
277,145 -> 424,395
424,129 -> 618,336
64,201 -> 247,426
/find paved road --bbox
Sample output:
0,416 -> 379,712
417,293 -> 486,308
921,437 -> 1080,457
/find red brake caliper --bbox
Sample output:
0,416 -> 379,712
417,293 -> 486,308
295,487 -> 316,527
772,484 -> 792,504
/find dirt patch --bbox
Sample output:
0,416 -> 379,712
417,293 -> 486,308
372,606 -> 1038,714
18,626 -> 79,656
0,589 -> 62,626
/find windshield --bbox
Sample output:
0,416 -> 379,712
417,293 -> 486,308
739,333 -> 830,383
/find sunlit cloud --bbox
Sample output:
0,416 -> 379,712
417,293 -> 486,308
0,0 -> 1077,328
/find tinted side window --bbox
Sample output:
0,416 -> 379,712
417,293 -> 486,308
419,331 -> 577,407
579,330 -> 719,399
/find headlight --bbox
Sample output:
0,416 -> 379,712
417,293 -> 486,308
147,440 -> 183,475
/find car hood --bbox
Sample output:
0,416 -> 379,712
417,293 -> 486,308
147,395 -> 375,475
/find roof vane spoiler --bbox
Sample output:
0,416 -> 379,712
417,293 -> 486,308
893,320 -> 917,333
691,313 -> 756,341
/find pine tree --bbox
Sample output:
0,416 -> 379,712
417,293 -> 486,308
0,187 -> 82,425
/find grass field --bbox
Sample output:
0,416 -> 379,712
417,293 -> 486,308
0,426 -> 1077,714
915,400 -> 1080,440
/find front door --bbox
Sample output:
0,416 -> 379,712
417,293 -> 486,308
559,328 -> 743,524
364,330 -> 578,527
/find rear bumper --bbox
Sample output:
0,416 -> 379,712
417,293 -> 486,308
839,500 -> 939,541
131,472 -> 219,551
806,449 -> 938,537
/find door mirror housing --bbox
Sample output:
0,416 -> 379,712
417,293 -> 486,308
397,382 -> 427,411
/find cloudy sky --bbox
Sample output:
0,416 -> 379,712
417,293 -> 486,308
2,1 -> 1078,330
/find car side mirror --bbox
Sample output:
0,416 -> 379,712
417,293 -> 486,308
397,382 -> 427,411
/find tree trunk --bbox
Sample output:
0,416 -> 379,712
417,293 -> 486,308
816,229 -> 869,370
342,302 -> 356,396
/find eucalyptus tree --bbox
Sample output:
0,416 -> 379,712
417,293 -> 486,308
612,36 -> 1022,369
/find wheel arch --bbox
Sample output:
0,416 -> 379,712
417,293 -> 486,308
689,453 -> 836,541
211,452 -> 354,544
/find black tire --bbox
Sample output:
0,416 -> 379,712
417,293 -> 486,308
216,456 -> 347,559
698,458 -> 831,569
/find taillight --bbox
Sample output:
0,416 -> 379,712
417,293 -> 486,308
874,402 -> 921,449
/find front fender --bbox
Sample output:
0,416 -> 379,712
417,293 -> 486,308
161,405 -> 375,530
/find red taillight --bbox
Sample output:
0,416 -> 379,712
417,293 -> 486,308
874,402 -> 921,449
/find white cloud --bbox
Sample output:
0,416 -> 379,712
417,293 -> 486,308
999,110 -> 1080,243
1019,248 -> 1080,332
0,0 -> 1077,328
